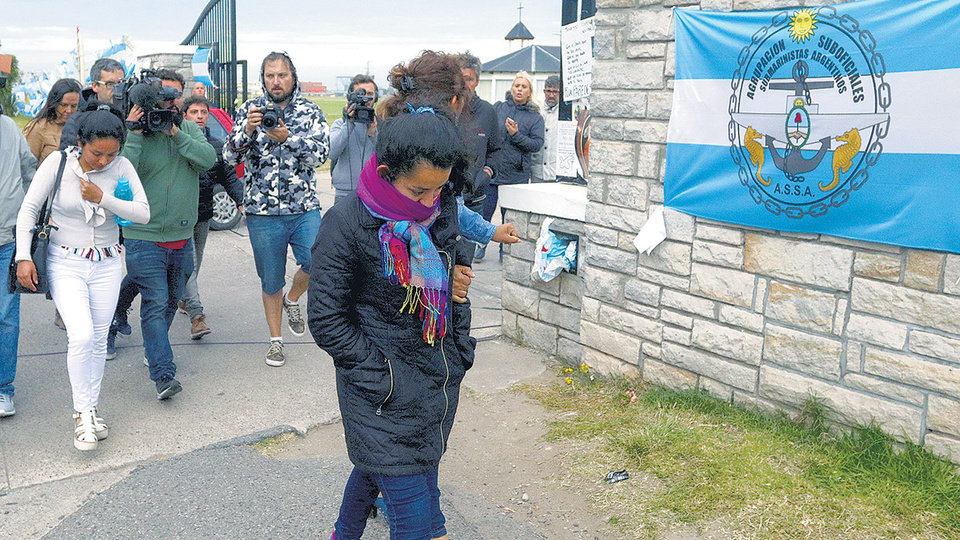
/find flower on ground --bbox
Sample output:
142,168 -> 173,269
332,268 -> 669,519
565,377 -> 573,385
580,363 -> 590,373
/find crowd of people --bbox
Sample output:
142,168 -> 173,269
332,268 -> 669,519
0,47 -> 563,539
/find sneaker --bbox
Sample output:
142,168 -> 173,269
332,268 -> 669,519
0,394 -> 14,417
474,243 -> 486,262
106,328 -> 117,360
74,410 -> 98,451
92,408 -> 109,440
156,377 -> 182,400
283,296 -> 305,337
190,314 -> 211,340
265,341 -> 285,367
177,300 -> 188,316
54,310 -> 66,331
112,312 -> 132,336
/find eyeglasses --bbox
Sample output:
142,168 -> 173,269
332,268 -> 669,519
544,89 -> 560,95
95,80 -> 119,88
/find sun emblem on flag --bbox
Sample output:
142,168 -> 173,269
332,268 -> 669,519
789,9 -> 817,42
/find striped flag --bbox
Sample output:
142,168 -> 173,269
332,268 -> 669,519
192,47 -> 215,87
664,0 -> 960,253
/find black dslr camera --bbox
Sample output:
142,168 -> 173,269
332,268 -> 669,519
346,87 -> 375,125
260,104 -> 283,129
116,69 -> 183,134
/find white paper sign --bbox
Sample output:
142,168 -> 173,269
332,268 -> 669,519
633,206 -> 667,255
556,120 -> 578,177
561,17 -> 595,102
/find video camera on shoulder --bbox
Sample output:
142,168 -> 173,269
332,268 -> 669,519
346,87 -> 375,125
114,68 -> 183,134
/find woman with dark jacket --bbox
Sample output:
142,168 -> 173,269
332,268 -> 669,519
478,71 -> 544,260
308,106 -> 475,539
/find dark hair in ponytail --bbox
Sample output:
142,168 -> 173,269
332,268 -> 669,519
379,51 -> 471,120
77,102 -> 126,147
376,108 -> 469,195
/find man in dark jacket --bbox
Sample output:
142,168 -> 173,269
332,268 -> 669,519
458,52 -> 504,216
478,73 -> 543,261
179,95 -> 243,339
60,58 -> 125,150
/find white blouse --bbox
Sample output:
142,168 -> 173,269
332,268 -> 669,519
15,149 -> 150,261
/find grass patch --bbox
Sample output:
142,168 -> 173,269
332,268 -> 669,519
303,96 -> 346,176
524,365 -> 960,539
10,113 -> 31,130
306,95 -> 346,124
251,432 -> 299,457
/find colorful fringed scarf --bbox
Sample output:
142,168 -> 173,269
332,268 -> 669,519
357,154 -> 448,345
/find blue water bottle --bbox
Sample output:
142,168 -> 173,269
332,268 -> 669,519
114,177 -> 133,226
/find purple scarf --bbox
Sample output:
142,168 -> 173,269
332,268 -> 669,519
357,154 -> 448,345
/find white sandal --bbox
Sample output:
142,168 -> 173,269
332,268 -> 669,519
91,408 -> 109,440
74,410 -> 98,451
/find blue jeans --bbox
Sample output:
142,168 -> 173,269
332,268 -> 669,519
335,467 -> 445,540
0,242 -> 20,396
245,210 -> 320,295
124,239 -> 193,382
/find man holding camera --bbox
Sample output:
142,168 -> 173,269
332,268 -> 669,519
224,52 -> 328,368
329,74 -> 377,205
115,70 -> 216,399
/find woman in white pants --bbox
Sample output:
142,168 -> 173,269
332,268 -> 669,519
16,105 -> 149,450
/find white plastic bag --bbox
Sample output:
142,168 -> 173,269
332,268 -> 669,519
532,218 -> 578,282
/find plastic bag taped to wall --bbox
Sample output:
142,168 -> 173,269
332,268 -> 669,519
532,218 -> 578,282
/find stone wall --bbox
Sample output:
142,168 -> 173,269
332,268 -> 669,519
512,0 -> 960,462
500,210 -> 586,365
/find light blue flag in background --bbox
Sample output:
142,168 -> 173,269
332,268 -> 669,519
664,0 -> 960,253
192,47 -> 214,87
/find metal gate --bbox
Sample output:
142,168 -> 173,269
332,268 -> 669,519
181,0 -> 246,116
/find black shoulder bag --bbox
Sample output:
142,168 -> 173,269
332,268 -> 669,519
7,150 -> 66,296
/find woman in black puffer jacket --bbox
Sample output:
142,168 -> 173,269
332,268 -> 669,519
308,106 -> 475,540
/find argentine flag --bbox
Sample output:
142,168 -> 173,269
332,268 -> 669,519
664,0 -> 960,254
192,47 -> 215,87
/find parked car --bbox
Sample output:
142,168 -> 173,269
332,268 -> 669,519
207,107 -> 244,231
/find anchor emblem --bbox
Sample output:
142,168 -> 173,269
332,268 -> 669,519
733,59 -> 889,185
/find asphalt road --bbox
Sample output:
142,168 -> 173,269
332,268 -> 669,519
0,173 -> 548,539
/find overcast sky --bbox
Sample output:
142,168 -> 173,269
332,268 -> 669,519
0,0 -> 562,86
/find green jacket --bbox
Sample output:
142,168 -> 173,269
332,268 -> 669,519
121,120 -> 216,242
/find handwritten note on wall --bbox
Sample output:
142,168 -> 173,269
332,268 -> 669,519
556,120 -> 579,177
561,17 -> 595,102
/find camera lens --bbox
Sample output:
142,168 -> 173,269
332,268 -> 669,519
261,106 -> 280,129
